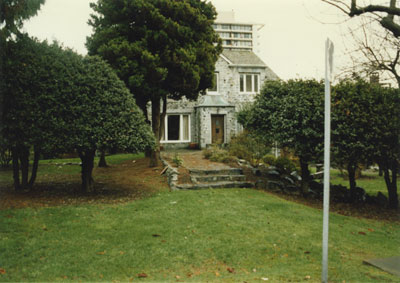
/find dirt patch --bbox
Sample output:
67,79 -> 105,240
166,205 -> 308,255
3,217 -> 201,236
0,157 -> 169,210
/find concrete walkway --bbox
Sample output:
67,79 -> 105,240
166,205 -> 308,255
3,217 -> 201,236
363,256 -> 400,277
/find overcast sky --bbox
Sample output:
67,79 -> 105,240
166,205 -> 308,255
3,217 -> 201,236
23,0 -> 354,80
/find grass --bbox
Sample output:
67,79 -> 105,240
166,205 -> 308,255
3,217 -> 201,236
0,153 -> 144,185
330,168 -> 399,198
0,188 -> 399,282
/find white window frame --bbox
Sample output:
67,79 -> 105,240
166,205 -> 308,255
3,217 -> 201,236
207,72 -> 219,94
239,73 -> 260,94
161,114 -> 191,143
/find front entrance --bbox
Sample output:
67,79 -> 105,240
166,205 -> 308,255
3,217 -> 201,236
211,115 -> 225,144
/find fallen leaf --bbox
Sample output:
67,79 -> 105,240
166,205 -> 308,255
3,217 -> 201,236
261,278 -> 269,281
175,275 -> 181,279
282,253 -> 288,257
119,251 -> 125,255
304,275 -> 311,280
368,228 -> 374,232
215,271 -> 220,277
252,268 -> 257,272
227,267 -> 235,273
138,273 -> 148,278
96,251 -> 106,255
358,231 -> 366,235
152,234 -> 161,237
186,273 -> 192,278
0,268 -> 6,275
304,251 -> 311,254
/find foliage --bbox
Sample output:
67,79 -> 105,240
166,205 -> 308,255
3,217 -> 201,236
331,79 -> 378,192
262,154 -> 276,166
239,79 -> 325,194
273,157 -> 298,175
0,0 -> 45,38
203,145 -> 236,164
86,0 -> 222,166
172,153 -> 183,167
228,131 -> 271,167
3,35 -> 154,192
331,79 -> 399,208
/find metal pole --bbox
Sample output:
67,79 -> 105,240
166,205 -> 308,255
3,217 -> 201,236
322,38 -> 333,283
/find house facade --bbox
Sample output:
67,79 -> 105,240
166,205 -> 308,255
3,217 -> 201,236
156,13 -> 279,149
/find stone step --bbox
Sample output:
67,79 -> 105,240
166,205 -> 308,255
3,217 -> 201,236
191,174 -> 246,183
189,168 -> 243,176
176,181 -> 254,190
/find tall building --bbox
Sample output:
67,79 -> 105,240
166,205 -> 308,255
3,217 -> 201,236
213,11 -> 263,53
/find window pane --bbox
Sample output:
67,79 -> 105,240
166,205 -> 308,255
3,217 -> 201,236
246,75 -> 252,92
167,115 -> 180,141
182,115 -> 189,140
240,74 -> 244,92
254,75 -> 258,93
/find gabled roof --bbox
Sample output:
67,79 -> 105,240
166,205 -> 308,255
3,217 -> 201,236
221,50 -> 267,67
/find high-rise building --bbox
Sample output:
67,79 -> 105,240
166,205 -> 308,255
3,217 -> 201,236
212,11 -> 263,53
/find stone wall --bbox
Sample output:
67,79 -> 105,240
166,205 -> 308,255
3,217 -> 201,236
196,105 -> 236,149
147,54 -> 278,149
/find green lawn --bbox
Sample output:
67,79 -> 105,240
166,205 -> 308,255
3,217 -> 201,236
0,189 -> 399,282
330,168 -> 399,198
0,153 -> 143,185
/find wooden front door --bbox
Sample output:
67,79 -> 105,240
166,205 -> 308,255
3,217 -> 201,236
211,115 -> 225,144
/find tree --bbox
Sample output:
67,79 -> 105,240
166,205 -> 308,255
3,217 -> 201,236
238,79 -> 325,194
322,0 -> 400,87
0,0 -> 45,155
369,86 -> 400,209
3,35 -> 154,192
86,0 -> 221,166
70,56 -> 155,192
0,0 -> 45,38
3,35 -> 74,191
322,0 -> 400,38
331,79 -> 377,196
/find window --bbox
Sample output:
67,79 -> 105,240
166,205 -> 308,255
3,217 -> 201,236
240,74 -> 260,93
161,114 -> 190,142
208,73 -> 218,93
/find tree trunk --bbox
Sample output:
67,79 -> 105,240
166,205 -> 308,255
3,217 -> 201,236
383,161 -> 398,209
11,147 -> 20,191
98,150 -> 108,167
28,148 -> 40,190
19,146 -> 29,189
78,149 -> 96,192
347,163 -> 357,201
299,157 -> 310,196
150,97 -> 161,167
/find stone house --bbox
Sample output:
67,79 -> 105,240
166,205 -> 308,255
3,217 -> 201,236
154,12 -> 279,149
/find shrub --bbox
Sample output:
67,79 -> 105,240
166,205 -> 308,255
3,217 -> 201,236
274,156 -> 298,174
172,153 -> 183,167
203,146 -> 236,164
262,154 -> 276,166
229,132 -> 271,166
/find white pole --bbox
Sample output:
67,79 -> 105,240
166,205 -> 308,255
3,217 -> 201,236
322,38 -> 334,283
